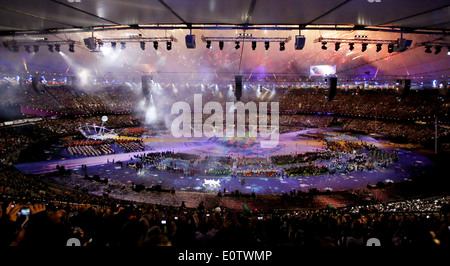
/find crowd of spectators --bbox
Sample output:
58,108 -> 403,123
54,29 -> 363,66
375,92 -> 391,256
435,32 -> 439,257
279,88 -> 447,121
16,84 -> 139,115
36,114 -> 139,136
2,81 -> 449,146
1,82 -> 449,248
0,128 -> 32,165
0,114 -> 139,166
1,165 -> 448,247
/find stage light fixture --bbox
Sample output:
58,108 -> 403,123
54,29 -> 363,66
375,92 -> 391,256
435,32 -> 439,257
48,45 -> 54,53
153,41 -> 158,50
264,41 -> 269,50
33,45 -> 39,53
167,41 -> 172,50
206,40 -> 211,49
68,43 -> 75,53
24,45 -> 31,53
55,44 -> 60,52
376,43 -> 382,52
235,41 -> 240,49
388,43 -> 394,53
349,43 -> 354,51
140,42 -> 145,50
424,45 -> 432,53
120,42 -> 126,50
2,42 -> 9,49
252,41 -> 256,50
12,45 -> 19,53
361,43 -> 368,52
334,42 -> 340,51
435,46 -> 442,54
321,42 -> 327,50
280,42 -> 285,51
219,41 -> 224,50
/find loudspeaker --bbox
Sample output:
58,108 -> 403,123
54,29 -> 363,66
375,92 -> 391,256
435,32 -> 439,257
400,79 -> 411,100
83,37 -> 97,50
185,35 -> 196,49
141,75 -> 152,99
328,77 -> 337,102
19,76 -> 24,88
294,35 -> 306,50
31,76 -> 40,93
396,38 -> 412,52
235,75 -> 242,101
71,76 -> 79,88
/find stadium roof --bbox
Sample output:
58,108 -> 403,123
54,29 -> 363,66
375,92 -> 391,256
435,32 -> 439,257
0,0 -> 449,35
0,0 -> 448,82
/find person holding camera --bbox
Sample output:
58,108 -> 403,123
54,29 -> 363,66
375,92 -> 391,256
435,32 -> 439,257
0,202 -> 71,246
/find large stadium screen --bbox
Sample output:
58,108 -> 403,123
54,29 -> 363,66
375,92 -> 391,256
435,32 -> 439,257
310,65 -> 336,76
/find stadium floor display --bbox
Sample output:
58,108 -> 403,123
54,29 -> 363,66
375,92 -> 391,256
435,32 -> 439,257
15,128 -> 434,199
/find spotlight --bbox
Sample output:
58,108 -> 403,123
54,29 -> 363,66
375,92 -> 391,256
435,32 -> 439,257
219,41 -> 224,50
33,45 -> 39,53
361,43 -> 368,52
235,41 -> 240,49
24,45 -> 31,53
252,41 -> 256,50
264,41 -> 269,50
120,42 -> 126,50
388,43 -> 394,53
424,45 -> 432,53
140,42 -> 145,50
321,42 -> 327,50
280,42 -> 285,51
376,43 -> 382,52
334,42 -> 340,51
48,45 -> 54,53
447,47 -> 450,55
153,41 -> 158,50
111,42 -> 117,50
435,46 -> 442,54
167,41 -> 172,50
349,43 -> 354,51
206,40 -> 211,49
55,44 -> 60,52
68,43 -> 75,53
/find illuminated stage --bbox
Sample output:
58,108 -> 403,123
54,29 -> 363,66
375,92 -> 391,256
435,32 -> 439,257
15,128 -> 435,197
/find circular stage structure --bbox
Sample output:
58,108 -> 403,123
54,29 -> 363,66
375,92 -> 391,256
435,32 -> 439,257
78,123 -> 118,141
